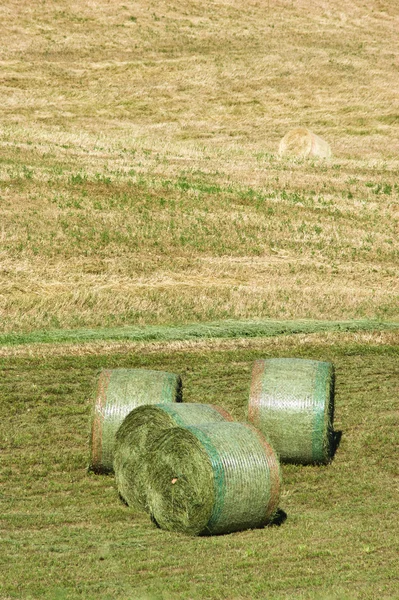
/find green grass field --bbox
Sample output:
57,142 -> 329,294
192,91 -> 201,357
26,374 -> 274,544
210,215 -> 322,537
1,0 -> 399,598
1,340 -> 398,599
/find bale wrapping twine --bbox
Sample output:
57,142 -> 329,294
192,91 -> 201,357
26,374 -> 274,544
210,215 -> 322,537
279,128 -> 331,158
146,422 -> 280,535
248,358 -> 334,464
114,403 -> 233,512
89,368 -> 182,474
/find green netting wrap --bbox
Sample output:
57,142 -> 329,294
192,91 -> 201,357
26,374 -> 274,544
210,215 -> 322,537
114,403 -> 233,512
89,368 -> 182,474
248,358 -> 335,464
146,422 -> 281,536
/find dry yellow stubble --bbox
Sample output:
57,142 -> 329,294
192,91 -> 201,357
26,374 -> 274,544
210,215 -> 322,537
0,0 -> 398,333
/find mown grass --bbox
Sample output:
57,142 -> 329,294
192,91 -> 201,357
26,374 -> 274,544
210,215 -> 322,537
1,340 -> 398,600
1,318 -> 399,347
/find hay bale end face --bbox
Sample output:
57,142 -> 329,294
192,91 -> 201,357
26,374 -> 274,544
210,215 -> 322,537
89,368 -> 182,474
279,128 -> 332,158
114,403 -> 233,512
248,358 -> 335,464
146,421 -> 281,536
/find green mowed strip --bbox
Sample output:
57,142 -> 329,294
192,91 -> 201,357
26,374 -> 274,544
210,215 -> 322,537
1,318 -> 398,346
1,342 -> 398,599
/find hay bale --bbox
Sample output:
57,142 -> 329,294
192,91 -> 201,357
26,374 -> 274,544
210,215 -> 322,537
279,128 -> 332,158
146,422 -> 281,535
89,368 -> 182,474
114,403 -> 233,512
248,358 -> 334,464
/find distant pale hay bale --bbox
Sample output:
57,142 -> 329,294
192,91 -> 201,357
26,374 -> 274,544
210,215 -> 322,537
279,128 -> 332,158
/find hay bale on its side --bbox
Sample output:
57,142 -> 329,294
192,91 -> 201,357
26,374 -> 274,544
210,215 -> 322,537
89,368 -> 182,474
279,128 -> 332,158
146,422 -> 281,536
248,358 -> 335,464
114,403 -> 233,512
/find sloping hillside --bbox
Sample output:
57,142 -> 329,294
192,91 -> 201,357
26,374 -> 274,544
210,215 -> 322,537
0,0 -> 398,332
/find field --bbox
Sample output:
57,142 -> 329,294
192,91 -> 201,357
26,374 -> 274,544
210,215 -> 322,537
0,0 -> 398,598
1,339 -> 399,599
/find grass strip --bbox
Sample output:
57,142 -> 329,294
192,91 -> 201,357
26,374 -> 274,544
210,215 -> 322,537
1,319 -> 399,347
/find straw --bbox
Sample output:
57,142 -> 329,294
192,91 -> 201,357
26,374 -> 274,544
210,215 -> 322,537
279,128 -> 331,158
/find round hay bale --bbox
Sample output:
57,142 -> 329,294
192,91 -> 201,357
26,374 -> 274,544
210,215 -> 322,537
146,422 -> 281,536
248,358 -> 334,464
114,403 -> 233,512
278,128 -> 332,158
89,368 -> 182,474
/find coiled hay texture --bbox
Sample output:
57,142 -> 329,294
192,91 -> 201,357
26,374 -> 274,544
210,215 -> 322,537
248,358 -> 335,464
89,368 -> 182,474
146,422 -> 281,536
279,128 -> 331,158
114,403 -> 233,512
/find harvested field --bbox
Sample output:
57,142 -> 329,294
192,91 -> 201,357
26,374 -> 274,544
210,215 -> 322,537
1,0 -> 399,597
0,0 -> 398,333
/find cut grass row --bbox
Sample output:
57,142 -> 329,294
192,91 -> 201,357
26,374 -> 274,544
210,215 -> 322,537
1,318 -> 399,347
1,339 -> 398,599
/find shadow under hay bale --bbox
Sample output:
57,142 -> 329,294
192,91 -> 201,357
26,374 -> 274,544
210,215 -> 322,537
269,508 -> 287,527
248,358 -> 335,465
331,429 -> 342,459
279,127 -> 332,158
146,422 -> 281,536
114,403 -> 233,512
89,368 -> 182,474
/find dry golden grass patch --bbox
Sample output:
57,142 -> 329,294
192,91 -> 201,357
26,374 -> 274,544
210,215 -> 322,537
0,0 -> 398,332
2,0 -> 399,156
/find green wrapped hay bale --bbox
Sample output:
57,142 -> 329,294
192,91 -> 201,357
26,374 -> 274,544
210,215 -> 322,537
146,422 -> 281,536
248,358 -> 334,464
89,368 -> 182,474
114,403 -> 233,512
